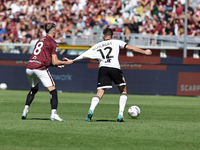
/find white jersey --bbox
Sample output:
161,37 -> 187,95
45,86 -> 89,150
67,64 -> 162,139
73,39 -> 127,69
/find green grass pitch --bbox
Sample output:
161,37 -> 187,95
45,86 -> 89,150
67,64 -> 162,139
0,90 -> 200,150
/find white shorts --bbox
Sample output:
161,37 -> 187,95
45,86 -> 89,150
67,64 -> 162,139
26,68 -> 55,88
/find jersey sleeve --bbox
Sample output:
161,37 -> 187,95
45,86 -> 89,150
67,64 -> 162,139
73,47 -> 103,62
117,40 -> 127,49
51,41 -> 58,55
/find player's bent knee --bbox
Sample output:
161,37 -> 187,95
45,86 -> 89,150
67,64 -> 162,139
30,88 -> 38,95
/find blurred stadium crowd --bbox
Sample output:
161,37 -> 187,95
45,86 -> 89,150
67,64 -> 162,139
0,0 -> 200,53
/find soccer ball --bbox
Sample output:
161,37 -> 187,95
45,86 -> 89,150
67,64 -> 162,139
128,106 -> 140,118
0,83 -> 7,90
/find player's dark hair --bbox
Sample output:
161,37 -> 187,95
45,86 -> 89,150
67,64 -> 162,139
45,23 -> 56,34
103,28 -> 113,37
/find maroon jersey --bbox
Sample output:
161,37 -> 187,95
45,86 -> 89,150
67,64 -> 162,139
166,0 -> 174,7
26,36 -> 58,70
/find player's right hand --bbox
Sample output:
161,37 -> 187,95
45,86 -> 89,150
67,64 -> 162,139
145,49 -> 152,55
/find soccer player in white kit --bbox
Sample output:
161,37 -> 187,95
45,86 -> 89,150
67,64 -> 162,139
73,28 -> 152,122
21,23 -> 73,121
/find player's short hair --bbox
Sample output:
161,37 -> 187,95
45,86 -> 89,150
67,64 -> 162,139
103,28 -> 113,37
45,23 -> 56,34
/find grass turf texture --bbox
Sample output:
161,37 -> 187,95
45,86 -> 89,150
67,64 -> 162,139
0,90 -> 200,150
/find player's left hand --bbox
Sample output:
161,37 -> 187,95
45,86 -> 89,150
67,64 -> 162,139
63,57 -> 69,61
145,49 -> 152,55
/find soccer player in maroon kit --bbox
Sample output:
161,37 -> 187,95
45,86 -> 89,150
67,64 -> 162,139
21,23 -> 73,121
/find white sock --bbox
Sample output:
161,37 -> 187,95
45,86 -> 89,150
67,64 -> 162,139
89,97 -> 100,113
119,95 -> 127,116
24,105 -> 29,113
51,109 -> 57,115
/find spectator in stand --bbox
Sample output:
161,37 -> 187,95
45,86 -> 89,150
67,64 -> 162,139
123,0 -> 139,15
163,22 -> 174,36
89,14 -> 96,27
194,4 -> 200,23
165,9 -> 173,23
106,10 -> 116,26
100,13 -> 108,30
177,18 -> 184,36
150,19 -> 163,45
27,0 -> 34,15
187,13 -> 195,25
82,22 -> 92,38
12,13 -> 20,24
0,12 -> 5,23
50,0 -> 60,12
142,6 -> 151,19
141,0 -> 150,7
196,21 -> 200,36
0,0 -> 6,12
158,9 -> 165,21
133,0 -> 144,23
128,17 -> 139,33
10,0 -> 21,14
186,1 -> 194,17
112,21 -> 122,32
18,22 -> 28,39
174,18 -> 181,36
28,34 -> 39,53
150,0 -> 159,18
124,23 -> 131,43
141,16 -> 153,35
157,0 -> 166,12
0,33 -> 4,43
66,19 -> 74,35
6,23 -> 18,38
6,8 -> 13,19
20,0 -> 28,15
152,19 -> 163,35
115,12 -> 125,29
176,1 -> 184,18
71,0 -> 84,17
165,0 -> 175,12
111,21 -> 122,38
0,23 -> 6,37
75,17 -> 86,37
93,20 -> 102,36
113,0 -> 122,15
187,22 -> 195,37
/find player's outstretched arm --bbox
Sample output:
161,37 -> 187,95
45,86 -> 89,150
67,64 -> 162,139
51,55 -> 73,66
125,45 -> 152,55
